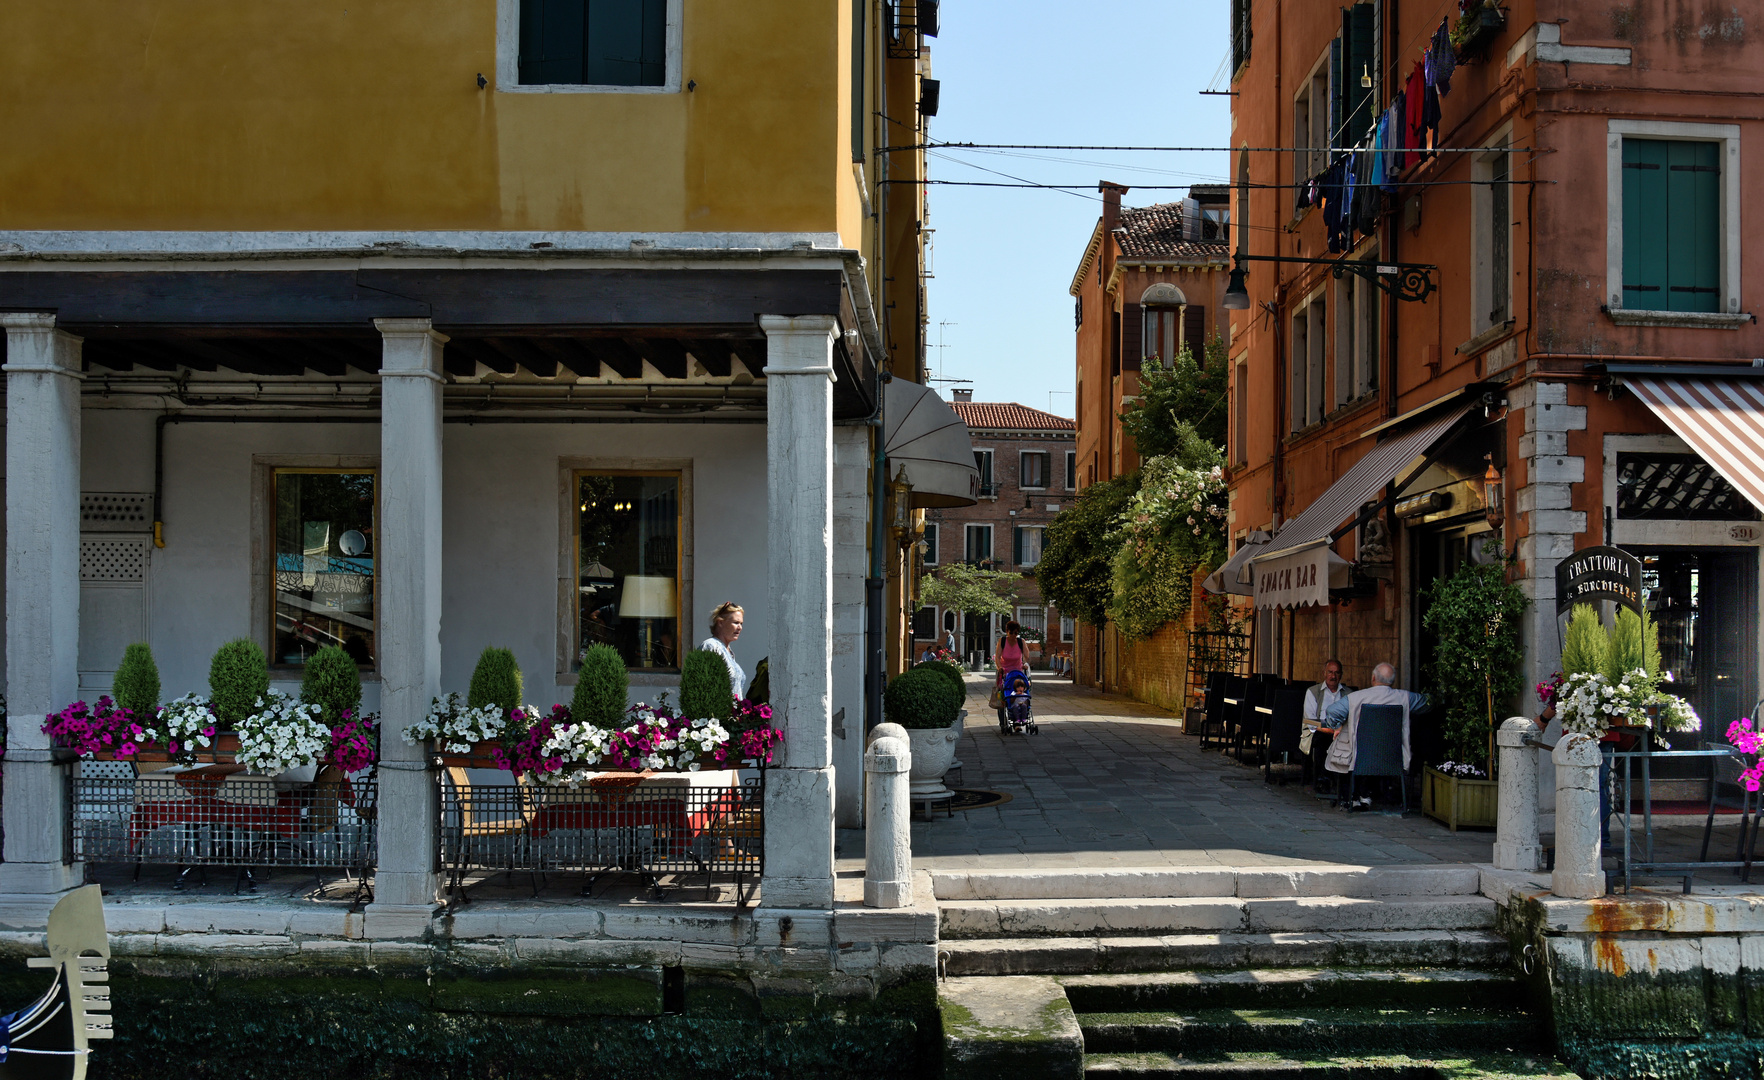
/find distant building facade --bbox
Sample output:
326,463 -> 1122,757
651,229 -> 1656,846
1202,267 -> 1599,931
919,392 -> 1077,669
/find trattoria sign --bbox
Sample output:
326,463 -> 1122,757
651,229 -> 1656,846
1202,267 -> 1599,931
1554,545 -> 1643,615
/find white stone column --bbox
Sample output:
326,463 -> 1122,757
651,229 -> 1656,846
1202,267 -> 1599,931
831,425 -> 870,828
1552,733 -> 1605,899
0,315 -> 85,916
364,318 -> 447,930
759,315 -> 838,909
1493,717 -> 1543,871
864,722 -> 912,908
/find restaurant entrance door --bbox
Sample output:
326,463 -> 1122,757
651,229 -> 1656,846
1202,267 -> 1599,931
1633,547 -> 1759,739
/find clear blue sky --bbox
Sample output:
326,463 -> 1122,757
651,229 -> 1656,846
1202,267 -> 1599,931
923,1 -> 1231,418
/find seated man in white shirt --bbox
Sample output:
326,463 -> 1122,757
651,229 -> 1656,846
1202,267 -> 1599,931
1301,659 -> 1348,791
1323,662 -> 1433,806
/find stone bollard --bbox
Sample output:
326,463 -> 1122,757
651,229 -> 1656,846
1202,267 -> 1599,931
1492,717 -> 1544,871
1552,732 -> 1605,899
864,722 -> 913,908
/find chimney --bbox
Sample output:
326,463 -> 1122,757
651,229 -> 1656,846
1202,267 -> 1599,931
952,388 -> 973,402
1099,181 -> 1130,283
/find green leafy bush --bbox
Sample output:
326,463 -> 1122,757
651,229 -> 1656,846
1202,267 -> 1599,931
1107,446 -> 1227,641
913,660 -> 967,712
467,647 -> 523,714
680,649 -> 735,721
885,667 -> 955,729
1419,543 -> 1530,771
572,644 -> 629,728
300,645 -> 363,727
208,639 -> 270,728
1038,471 -> 1140,627
112,642 -> 161,721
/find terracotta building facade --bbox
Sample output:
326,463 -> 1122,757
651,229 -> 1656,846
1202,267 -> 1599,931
1221,0 -> 1764,754
918,394 -> 1076,670
1069,185 -> 1231,693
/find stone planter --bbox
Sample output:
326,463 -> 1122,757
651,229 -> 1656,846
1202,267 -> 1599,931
1421,766 -> 1498,832
904,724 -> 959,801
949,710 -> 967,771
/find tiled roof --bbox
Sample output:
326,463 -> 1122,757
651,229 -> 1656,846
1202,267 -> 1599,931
951,401 -> 1076,431
1115,203 -> 1230,261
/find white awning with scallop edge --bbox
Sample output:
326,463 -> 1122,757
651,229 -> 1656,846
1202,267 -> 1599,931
884,378 -> 979,508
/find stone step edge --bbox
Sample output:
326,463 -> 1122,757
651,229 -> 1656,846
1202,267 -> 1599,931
939,930 -> 1512,976
930,865 -> 1484,902
940,896 -> 1497,939
1061,967 -> 1521,992
1081,1051 -> 1579,1078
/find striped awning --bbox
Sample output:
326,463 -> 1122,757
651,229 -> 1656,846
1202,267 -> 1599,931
1622,376 -> 1764,513
1252,402 -> 1478,564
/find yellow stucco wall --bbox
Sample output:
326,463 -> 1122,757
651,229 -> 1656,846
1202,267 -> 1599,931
0,0 -> 854,240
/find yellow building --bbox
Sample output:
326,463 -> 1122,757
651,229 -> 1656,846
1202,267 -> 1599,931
0,0 -> 965,943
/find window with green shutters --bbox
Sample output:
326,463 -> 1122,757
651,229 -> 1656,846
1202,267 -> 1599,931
520,0 -> 667,86
1622,139 -> 1721,313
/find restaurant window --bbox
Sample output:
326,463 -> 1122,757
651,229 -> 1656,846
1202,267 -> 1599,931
1616,453 -> 1760,521
1020,451 -> 1050,490
1065,449 -> 1077,490
1014,525 -> 1044,569
272,470 -> 376,669
913,605 -> 937,641
922,522 -> 940,565
576,471 -> 681,671
519,0 -> 668,87
964,524 -> 993,566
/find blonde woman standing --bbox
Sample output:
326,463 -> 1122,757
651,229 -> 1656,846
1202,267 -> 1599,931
699,601 -> 746,698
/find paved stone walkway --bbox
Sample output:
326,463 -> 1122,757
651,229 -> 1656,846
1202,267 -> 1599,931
836,674 -> 1748,877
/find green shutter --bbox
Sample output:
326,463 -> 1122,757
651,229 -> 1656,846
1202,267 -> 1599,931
520,0 -> 587,85
1122,303 -> 1142,372
587,0 -> 667,86
1667,141 -> 1720,313
1622,139 -> 1669,309
1013,527 -> 1024,565
1329,38 -> 1344,151
1348,4 -> 1377,144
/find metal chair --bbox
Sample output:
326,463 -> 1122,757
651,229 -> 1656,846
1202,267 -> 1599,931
1263,686 -> 1308,786
1235,674 -> 1282,763
1217,674 -> 1250,755
1346,704 -> 1409,813
1198,672 -> 1230,748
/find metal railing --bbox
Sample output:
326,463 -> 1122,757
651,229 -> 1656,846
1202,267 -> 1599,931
1610,737 -> 1761,893
437,767 -> 764,907
67,762 -> 377,890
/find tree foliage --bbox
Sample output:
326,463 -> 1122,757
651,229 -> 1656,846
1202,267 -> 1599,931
1106,439 -> 1228,641
1419,544 -> 1531,771
1120,335 -> 1229,457
1037,471 -> 1139,627
919,562 -> 1019,622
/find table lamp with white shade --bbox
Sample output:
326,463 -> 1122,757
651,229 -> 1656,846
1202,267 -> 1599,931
619,575 -> 677,667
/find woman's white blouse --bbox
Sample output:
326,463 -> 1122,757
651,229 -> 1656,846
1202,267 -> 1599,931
699,637 -> 746,699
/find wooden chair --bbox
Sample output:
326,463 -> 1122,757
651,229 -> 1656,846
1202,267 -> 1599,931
439,767 -> 536,899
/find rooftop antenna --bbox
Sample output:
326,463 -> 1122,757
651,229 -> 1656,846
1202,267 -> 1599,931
931,320 -> 958,384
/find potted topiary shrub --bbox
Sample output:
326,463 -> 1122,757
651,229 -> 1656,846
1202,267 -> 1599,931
573,643 -> 630,729
209,638 -> 270,756
112,642 -> 161,725
301,645 -> 363,729
914,659 -> 968,769
680,649 -> 735,724
468,647 -> 523,714
886,667 -> 959,802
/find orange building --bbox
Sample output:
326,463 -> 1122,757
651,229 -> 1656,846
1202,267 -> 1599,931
1068,184 -> 1231,691
1221,0 -> 1764,748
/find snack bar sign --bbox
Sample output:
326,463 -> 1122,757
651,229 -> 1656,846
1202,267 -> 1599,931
1554,545 -> 1643,615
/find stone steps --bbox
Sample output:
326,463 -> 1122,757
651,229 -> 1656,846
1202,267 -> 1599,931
940,896 -> 1498,939
1079,1007 -> 1542,1056
930,865 -> 1484,902
941,930 -> 1512,977
1061,969 -> 1525,1013
1082,1051 -> 1579,1078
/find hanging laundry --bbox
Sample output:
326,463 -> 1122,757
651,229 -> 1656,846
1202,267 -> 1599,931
1430,18 -> 1457,96
1354,146 -> 1380,236
1422,77 -> 1442,154
1321,158 -> 1350,254
1388,92 -> 1407,178
1370,109 -> 1391,192
1405,62 -> 1426,162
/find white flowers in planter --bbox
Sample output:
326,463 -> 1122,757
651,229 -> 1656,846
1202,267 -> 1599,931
160,693 -> 217,751
234,689 -> 329,775
1558,669 -> 1701,738
402,692 -> 514,751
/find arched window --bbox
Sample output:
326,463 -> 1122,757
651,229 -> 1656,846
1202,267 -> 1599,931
1139,283 -> 1188,366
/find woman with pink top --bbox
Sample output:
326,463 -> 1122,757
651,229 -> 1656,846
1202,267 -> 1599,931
994,621 -> 1028,728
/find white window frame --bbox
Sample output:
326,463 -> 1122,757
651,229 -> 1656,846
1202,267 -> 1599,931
1019,450 -> 1051,491
1292,47 -> 1333,212
1333,249 -> 1379,410
1470,126 -> 1515,337
1290,288 -> 1326,432
965,523 -> 994,565
1016,524 -> 1045,569
1015,606 -> 1045,634
922,521 -> 939,565
1605,119 -> 1742,320
497,0 -> 685,94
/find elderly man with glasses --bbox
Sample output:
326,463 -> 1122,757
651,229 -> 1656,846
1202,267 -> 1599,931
1301,659 -> 1349,789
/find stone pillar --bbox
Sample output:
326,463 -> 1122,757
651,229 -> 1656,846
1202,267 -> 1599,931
0,315 -> 85,917
831,424 -> 871,828
758,315 -> 838,909
364,318 -> 447,929
1493,717 -> 1543,871
864,722 -> 912,908
1552,732 -> 1604,899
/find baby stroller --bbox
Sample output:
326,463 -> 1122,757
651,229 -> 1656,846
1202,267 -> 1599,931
996,669 -> 1037,735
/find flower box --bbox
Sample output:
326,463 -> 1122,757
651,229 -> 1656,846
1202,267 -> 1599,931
1421,766 -> 1498,832
434,741 -> 504,770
